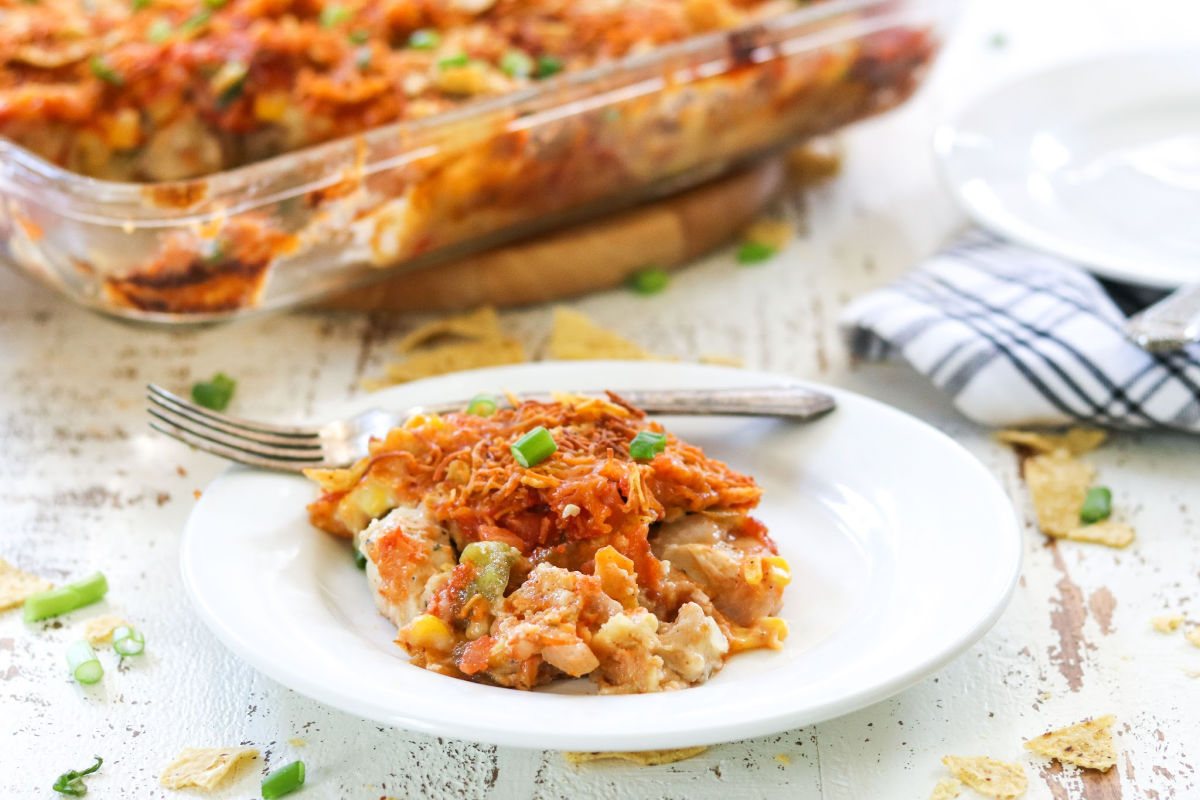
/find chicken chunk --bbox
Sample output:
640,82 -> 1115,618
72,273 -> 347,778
361,505 -> 455,629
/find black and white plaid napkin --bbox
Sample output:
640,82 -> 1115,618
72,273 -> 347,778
839,231 -> 1200,431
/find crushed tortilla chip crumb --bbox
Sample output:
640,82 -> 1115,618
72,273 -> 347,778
941,756 -> 1027,799
1023,451 -> 1093,537
0,559 -> 53,612
995,428 -> 1107,457
564,746 -> 708,767
1182,667 -> 1200,679
82,616 -> 132,645
774,753 -> 791,766
383,337 -> 526,384
159,747 -> 259,790
699,353 -> 744,367
548,308 -> 660,361
742,218 -> 793,251
1151,613 -> 1185,633
786,139 -> 843,184
395,306 -> 503,354
1024,715 -> 1117,771
1064,520 -> 1135,549
287,737 -> 307,747
930,777 -> 963,800
1186,628 -> 1200,648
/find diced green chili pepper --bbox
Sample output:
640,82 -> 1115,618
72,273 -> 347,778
460,541 -> 520,601
52,756 -> 102,797
737,241 -> 776,264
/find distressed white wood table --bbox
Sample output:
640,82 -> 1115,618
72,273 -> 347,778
2,0 -> 1198,797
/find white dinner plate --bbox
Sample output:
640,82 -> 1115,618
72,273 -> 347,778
935,48 -> 1200,289
180,361 -> 1021,750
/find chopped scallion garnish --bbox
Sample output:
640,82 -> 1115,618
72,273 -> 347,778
629,430 -> 667,460
147,18 -> 173,42
89,56 -> 124,86
112,625 -> 146,657
131,0 -> 151,10
66,641 -> 104,685
1080,486 -> 1112,524
191,373 -> 236,411
626,267 -> 669,295
437,52 -> 469,70
408,29 -> 440,50
465,393 -> 498,417
261,760 -> 305,799
24,572 -> 108,622
203,0 -> 226,8
511,426 -> 556,468
500,50 -> 533,79
52,756 -> 102,797
535,55 -> 562,78
319,3 -> 350,28
348,29 -> 369,44
179,10 -> 211,33
736,240 -> 776,264
354,549 -> 367,569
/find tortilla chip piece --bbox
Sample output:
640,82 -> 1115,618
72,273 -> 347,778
564,746 -> 707,767
699,353 -> 744,367
159,747 -> 259,790
1024,715 -> 1117,772
383,337 -> 526,384
1064,521 -> 1135,549
1151,613 -> 1185,632
930,778 -> 963,800
82,615 -> 132,645
743,218 -> 793,251
1024,451 -> 1093,537
941,756 -> 1027,799
395,307 -> 502,354
549,308 -> 659,361
0,559 -> 53,612
1186,628 -> 1200,648
995,428 -> 1107,457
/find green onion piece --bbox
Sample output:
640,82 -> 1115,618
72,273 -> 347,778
629,430 -> 667,460
212,60 -> 248,109
261,760 -> 305,800
465,393 -> 498,417
354,548 -> 367,569
535,55 -> 562,78
203,0 -> 226,8
112,625 -> 146,657
52,756 -> 102,797
66,641 -> 103,685
89,56 -> 124,86
179,10 -> 211,33
1080,486 -> 1112,524
191,372 -> 236,411
24,572 -> 108,622
736,240 -> 776,264
348,29 -> 369,44
408,28 -> 440,50
437,52 -> 469,70
131,0 -> 151,10
320,3 -> 350,28
626,267 -> 669,295
500,50 -> 533,79
510,426 -> 556,468
147,18 -> 173,42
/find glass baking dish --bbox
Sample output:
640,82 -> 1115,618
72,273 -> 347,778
0,0 -> 948,325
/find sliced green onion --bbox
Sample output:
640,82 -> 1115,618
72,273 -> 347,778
52,756 -> 102,797
437,52 -> 469,70
191,372 -> 236,411
737,241 -> 776,264
24,572 -> 108,622
66,641 -> 103,685
261,760 -> 305,799
319,3 -> 350,27
408,28 -> 440,50
89,56 -> 124,87
1080,486 -> 1112,524
203,0 -> 226,8
629,430 -> 667,460
354,547 -> 367,569
112,625 -> 145,656
626,267 -> 669,295
179,10 -> 211,33
131,0 -> 151,10
347,29 -> 369,44
211,60 -> 248,109
147,18 -> 173,42
500,49 -> 533,79
465,393 -> 498,417
510,426 -> 556,468
535,55 -> 562,78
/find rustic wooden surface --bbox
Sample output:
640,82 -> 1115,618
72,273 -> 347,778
2,1 -> 1198,797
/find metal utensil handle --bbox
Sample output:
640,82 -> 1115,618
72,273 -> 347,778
1123,283 -> 1200,353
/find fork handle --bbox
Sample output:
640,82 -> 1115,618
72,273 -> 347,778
1123,283 -> 1200,352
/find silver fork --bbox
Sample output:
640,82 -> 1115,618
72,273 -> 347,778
146,383 -> 835,472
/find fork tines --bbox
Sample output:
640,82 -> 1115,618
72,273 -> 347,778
146,384 -> 328,470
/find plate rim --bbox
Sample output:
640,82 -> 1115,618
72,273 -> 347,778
179,360 -> 1023,749
932,46 -> 1200,290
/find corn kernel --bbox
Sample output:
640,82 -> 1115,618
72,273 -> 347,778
253,92 -> 290,123
102,108 -> 142,150
354,484 -> 393,519
763,556 -> 791,586
760,616 -> 789,647
742,556 -> 763,585
405,614 -> 454,651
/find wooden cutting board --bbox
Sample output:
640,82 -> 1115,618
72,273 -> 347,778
316,157 -> 784,313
